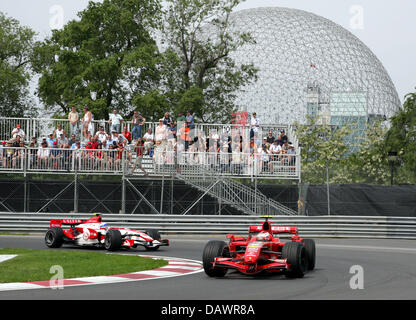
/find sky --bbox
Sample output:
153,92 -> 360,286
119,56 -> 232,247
1,0 -> 415,103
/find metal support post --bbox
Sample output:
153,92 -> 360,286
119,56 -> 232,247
254,175 -> 258,215
160,174 -> 165,214
326,159 -> 330,216
170,178 -> 174,215
121,150 -> 126,214
74,169 -> 78,213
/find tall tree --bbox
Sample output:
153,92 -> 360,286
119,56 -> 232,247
0,12 -> 36,117
385,89 -> 416,183
294,116 -> 353,184
160,0 -> 258,123
32,0 -> 162,120
347,119 -> 390,184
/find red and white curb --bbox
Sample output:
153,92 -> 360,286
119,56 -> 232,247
0,255 -> 203,292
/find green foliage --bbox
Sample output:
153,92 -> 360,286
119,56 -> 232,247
161,0 -> 258,123
177,85 -> 204,117
132,89 -> 169,122
385,90 -> 416,183
296,104 -> 416,185
0,12 -> 36,117
347,120 -> 390,184
295,116 -> 352,184
32,0 -> 162,119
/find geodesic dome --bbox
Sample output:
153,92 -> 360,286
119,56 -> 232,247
228,7 -> 401,126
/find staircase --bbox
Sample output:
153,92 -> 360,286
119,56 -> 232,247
158,163 -> 298,216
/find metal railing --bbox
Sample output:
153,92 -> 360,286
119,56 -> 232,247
154,151 -> 300,179
0,147 -> 300,179
0,117 -> 298,147
1,213 -> 415,239
0,147 -> 129,175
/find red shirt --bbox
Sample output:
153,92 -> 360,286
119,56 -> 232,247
135,142 -> 144,157
116,146 -> 124,159
123,131 -> 132,143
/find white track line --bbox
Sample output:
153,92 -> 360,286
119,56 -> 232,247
317,243 -> 416,254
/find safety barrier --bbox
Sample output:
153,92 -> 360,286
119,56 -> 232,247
0,213 -> 415,239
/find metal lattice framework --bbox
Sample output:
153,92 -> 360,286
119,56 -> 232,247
227,7 -> 401,125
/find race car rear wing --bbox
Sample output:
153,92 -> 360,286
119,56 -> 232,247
248,225 -> 298,235
50,219 -> 84,228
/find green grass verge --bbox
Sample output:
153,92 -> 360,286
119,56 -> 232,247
0,232 -> 30,236
0,248 -> 168,283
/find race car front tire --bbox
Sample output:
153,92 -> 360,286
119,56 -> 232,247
45,227 -> 65,248
104,229 -> 123,251
202,240 -> 229,277
302,239 -> 316,270
145,229 -> 161,251
282,242 -> 307,278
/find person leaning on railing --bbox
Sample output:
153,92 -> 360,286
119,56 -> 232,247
131,111 -> 145,141
9,140 -> 24,169
27,137 -> 38,168
37,141 -> 50,169
287,143 -> 296,166
113,142 -> 125,171
50,141 -> 63,169
179,122 -> 191,151
3,142 -> 14,168
122,125 -> 132,144
61,144 -> 72,171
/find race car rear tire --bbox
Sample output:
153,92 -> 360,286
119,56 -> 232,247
282,242 -> 307,278
202,240 -> 229,277
302,239 -> 316,270
145,229 -> 161,251
104,229 -> 123,251
45,227 -> 65,248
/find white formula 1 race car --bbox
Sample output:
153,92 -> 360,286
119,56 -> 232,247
45,213 -> 169,251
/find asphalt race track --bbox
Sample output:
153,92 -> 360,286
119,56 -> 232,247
0,235 -> 416,300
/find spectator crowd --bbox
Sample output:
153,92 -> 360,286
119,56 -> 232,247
1,110 -> 297,175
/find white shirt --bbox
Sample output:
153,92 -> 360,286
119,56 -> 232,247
37,147 -> 50,158
12,128 -> 25,139
155,124 -> 167,142
259,149 -> 270,161
109,113 -> 123,125
55,128 -> 65,138
143,132 -> 154,141
250,116 -> 260,132
96,131 -> 108,143
269,144 -> 282,154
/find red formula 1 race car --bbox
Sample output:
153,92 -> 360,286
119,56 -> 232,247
45,214 -> 169,252
202,217 -> 315,278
